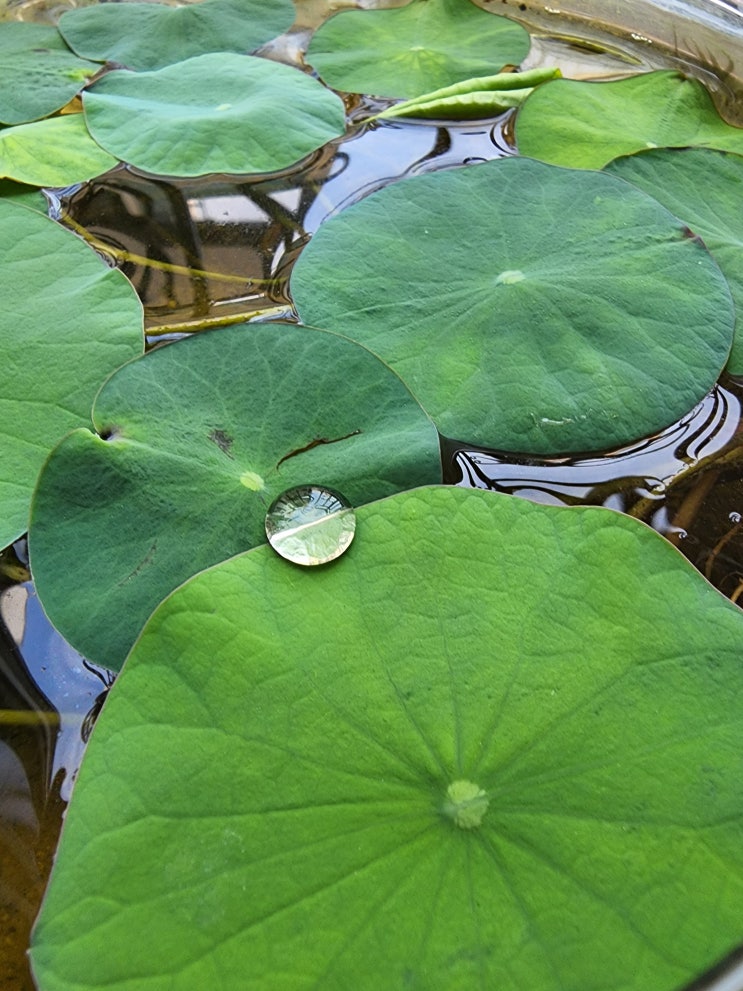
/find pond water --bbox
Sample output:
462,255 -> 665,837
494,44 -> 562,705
2,1 -> 743,988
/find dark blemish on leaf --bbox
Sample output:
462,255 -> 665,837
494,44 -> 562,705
117,540 -> 157,586
519,3 -> 527,8
209,429 -> 235,458
680,225 -> 705,247
98,425 -> 121,441
276,429 -> 362,470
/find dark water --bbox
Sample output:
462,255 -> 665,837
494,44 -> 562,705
3,5 -> 743,990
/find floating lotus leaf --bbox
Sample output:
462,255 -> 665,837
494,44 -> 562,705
605,147 -> 743,374
0,201 -> 143,548
516,70 -> 743,169
59,0 -> 294,71
29,322 -> 440,669
31,487 -> 743,991
82,53 -> 347,177
306,0 -> 530,98
0,22 -> 98,125
0,114 -> 118,186
291,157 -> 734,454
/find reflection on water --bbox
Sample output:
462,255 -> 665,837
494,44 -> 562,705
446,377 -> 743,600
59,113 -> 515,334
0,543 -> 112,991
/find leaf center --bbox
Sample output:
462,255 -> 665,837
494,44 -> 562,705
443,779 -> 489,830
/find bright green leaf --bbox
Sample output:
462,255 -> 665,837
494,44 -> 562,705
376,66 -> 561,121
516,69 -> 743,169
0,22 -> 98,124
605,146 -> 743,374
59,0 -> 294,71
29,321 -> 440,669
82,53 -> 347,177
30,487 -> 743,991
291,157 -> 733,454
0,201 -> 143,548
0,113 -> 118,186
306,0 -> 530,99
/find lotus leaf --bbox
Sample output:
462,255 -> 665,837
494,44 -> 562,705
306,0 -> 530,99
30,487 -> 743,991
516,70 -> 743,169
0,179 -> 47,212
0,22 -> 98,125
376,67 -> 561,121
605,147 -> 743,374
29,321 -> 440,669
0,113 -> 118,186
0,200 -> 143,548
82,53 -> 347,177
59,0 -> 294,72
291,157 -> 734,454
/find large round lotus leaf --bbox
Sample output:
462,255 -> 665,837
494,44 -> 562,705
29,321 -> 440,670
0,22 -> 98,125
605,147 -> 743,375
59,0 -> 295,72
30,486 -> 743,991
516,70 -> 743,169
0,114 -> 118,186
305,0 -> 530,99
291,157 -> 734,455
82,53 -> 347,177
0,201 -> 143,549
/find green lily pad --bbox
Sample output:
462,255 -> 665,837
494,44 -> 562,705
305,0 -> 530,99
0,179 -> 47,212
0,201 -> 143,549
605,147 -> 743,375
59,0 -> 295,72
29,321 -> 440,669
516,70 -> 743,169
376,67 -> 561,121
82,53 -> 347,177
291,157 -> 734,454
30,487 -> 743,991
0,113 -> 118,186
0,22 -> 98,125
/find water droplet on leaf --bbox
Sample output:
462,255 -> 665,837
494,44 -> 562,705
265,485 -> 356,566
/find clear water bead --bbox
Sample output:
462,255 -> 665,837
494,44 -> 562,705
265,485 -> 356,566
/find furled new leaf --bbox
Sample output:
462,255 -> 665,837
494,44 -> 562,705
605,147 -> 743,374
516,70 -> 743,168
0,201 -> 143,548
31,487 -> 743,991
59,0 -> 294,71
376,67 -> 560,121
0,22 -> 98,124
0,114 -> 118,186
306,0 -> 530,98
29,321 -> 440,669
291,157 -> 733,454
82,53 -> 347,177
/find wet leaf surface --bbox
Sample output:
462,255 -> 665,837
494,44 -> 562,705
0,200 -> 143,548
31,487 -> 743,991
59,0 -> 294,71
516,70 -> 743,169
0,113 -> 118,186
291,157 -> 734,454
29,322 -> 440,669
306,0 -> 530,99
605,147 -> 743,374
82,53 -> 347,177
0,22 -> 98,125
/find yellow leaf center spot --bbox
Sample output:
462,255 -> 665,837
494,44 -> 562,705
240,471 -> 265,491
443,779 -> 489,830
495,269 -> 525,285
